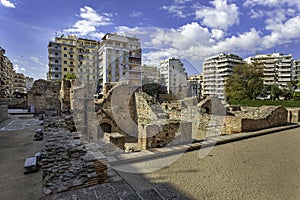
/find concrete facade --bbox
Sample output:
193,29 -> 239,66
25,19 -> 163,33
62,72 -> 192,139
203,53 -> 243,100
47,35 -> 99,83
98,33 -> 142,89
245,53 -> 294,88
160,57 -> 188,99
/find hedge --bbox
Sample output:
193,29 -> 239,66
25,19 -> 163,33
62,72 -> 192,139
228,99 -> 300,108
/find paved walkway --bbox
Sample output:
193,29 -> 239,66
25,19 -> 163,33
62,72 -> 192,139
108,123 -> 300,168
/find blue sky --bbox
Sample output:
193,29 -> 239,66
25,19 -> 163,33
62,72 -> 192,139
1,0 -> 300,80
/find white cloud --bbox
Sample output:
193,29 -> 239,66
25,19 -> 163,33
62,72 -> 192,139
64,6 -> 113,37
195,0 -> 240,30
14,64 -> 26,73
174,0 -> 192,4
211,29 -> 225,40
0,0 -> 15,8
243,0 -> 300,10
161,5 -> 189,18
30,56 -> 44,66
262,16 -> 300,48
249,9 -> 265,19
130,11 -> 142,18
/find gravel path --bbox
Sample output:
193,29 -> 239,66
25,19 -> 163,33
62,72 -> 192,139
119,127 -> 300,200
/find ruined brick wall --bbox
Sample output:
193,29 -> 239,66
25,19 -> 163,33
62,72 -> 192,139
42,115 -> 107,195
225,116 -> 242,134
287,108 -> 300,123
225,106 -> 288,133
59,80 -> 72,114
0,105 -> 8,122
28,79 -> 61,115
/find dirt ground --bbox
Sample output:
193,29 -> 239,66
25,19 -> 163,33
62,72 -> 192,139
0,115 -> 43,200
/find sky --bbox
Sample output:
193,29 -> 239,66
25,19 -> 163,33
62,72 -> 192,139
1,0 -> 300,80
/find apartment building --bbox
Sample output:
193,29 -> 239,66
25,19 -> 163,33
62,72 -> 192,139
25,76 -> 34,92
48,35 -> 99,83
98,33 -> 142,90
160,57 -> 188,97
142,65 -> 159,84
13,72 -> 27,96
188,74 -> 203,98
0,47 -> 14,99
245,53 -> 294,88
203,53 -> 243,100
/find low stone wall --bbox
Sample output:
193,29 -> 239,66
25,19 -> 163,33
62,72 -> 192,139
0,105 -> 8,122
287,108 -> 300,123
42,115 -> 108,195
138,121 -> 192,150
104,132 -> 125,150
225,106 -> 288,134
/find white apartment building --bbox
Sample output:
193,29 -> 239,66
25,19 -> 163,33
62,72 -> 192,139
188,74 -> 203,98
98,33 -> 142,90
245,53 -> 294,88
160,57 -> 188,97
294,59 -> 300,91
203,53 -> 243,100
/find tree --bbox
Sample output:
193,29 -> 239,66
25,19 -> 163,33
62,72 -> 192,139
225,62 -> 264,102
269,84 -> 282,100
142,83 -> 167,99
64,73 -> 77,80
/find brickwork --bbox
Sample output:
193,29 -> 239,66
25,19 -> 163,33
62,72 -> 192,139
28,79 -> 61,115
42,115 -> 108,195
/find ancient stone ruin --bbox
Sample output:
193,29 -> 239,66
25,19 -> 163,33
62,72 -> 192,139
26,78 -> 299,197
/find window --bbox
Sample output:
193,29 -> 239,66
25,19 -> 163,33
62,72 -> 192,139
64,61 -> 67,64
64,47 -> 67,50
64,54 -> 67,57
70,68 -> 73,72
55,53 -> 58,56
55,74 -> 59,78
55,60 -> 58,63
64,68 -> 67,71
70,61 -> 73,65
55,67 -> 59,70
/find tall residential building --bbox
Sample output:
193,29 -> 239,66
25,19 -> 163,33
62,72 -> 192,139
203,53 -> 243,100
48,35 -> 99,83
294,59 -> 300,91
13,72 -> 27,96
98,33 -> 142,90
0,47 -> 14,99
142,65 -> 159,84
160,57 -> 188,97
25,76 -> 34,92
188,74 -> 203,98
245,53 -> 294,88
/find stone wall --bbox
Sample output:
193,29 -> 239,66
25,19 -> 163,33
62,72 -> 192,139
0,105 -> 8,122
287,108 -> 300,123
42,115 -> 107,195
104,132 -> 125,150
28,79 -> 61,115
59,80 -> 72,114
225,106 -> 288,134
